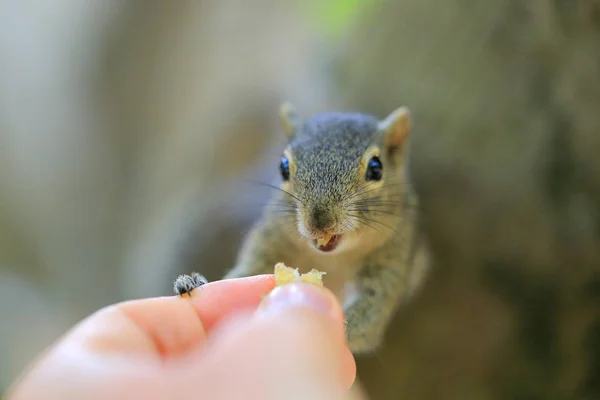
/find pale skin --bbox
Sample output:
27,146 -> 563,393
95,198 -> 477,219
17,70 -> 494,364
6,277 -> 363,400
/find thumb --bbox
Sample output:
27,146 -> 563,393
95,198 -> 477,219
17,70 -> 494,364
171,282 -> 359,400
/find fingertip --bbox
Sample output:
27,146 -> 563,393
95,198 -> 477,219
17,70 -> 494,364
252,282 -> 353,388
257,282 -> 344,322
342,346 -> 357,389
185,306 -> 352,397
186,274 -> 276,331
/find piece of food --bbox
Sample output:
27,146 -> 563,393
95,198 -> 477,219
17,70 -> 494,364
316,232 -> 333,247
300,268 -> 327,287
274,262 -> 326,287
273,262 -> 300,286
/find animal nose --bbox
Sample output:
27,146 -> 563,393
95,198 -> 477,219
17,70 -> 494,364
308,205 -> 335,231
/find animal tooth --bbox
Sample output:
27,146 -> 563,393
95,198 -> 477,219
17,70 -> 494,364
317,233 -> 333,247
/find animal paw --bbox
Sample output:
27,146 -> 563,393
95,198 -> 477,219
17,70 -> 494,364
173,272 -> 208,296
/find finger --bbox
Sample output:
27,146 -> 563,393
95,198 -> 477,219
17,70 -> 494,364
172,283 -> 357,398
256,283 -> 356,390
74,275 -> 276,359
187,274 -> 275,331
341,345 -> 358,389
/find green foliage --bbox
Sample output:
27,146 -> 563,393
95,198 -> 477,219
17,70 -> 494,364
306,0 -> 380,39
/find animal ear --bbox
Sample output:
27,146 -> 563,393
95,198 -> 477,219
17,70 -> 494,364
279,102 -> 302,139
378,106 -> 411,152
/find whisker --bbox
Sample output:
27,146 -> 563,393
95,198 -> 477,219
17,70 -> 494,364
348,214 -> 405,239
354,224 -> 363,237
263,207 -> 298,213
345,182 -> 411,201
349,203 -> 421,212
270,211 -> 298,217
263,203 -> 297,210
346,208 -> 404,218
263,201 -> 297,207
341,219 -> 359,234
342,172 -> 407,201
354,192 -> 407,198
342,180 -> 381,201
246,181 -> 305,205
270,215 -> 298,224
347,215 -> 385,236
271,214 -> 304,241
348,199 -> 421,210
349,199 -> 406,205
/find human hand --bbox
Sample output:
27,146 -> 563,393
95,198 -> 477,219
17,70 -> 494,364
6,275 -> 361,400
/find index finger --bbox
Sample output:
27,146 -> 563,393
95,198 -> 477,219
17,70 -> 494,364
80,275 -> 276,359
183,274 -> 276,331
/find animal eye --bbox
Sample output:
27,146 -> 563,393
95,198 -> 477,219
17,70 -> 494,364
365,156 -> 383,181
280,156 -> 290,181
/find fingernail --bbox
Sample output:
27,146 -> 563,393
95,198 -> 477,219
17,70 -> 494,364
259,283 -> 337,317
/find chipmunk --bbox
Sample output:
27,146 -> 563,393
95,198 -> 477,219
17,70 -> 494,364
174,103 -> 430,354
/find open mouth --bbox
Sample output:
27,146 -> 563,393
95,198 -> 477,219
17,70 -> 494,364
312,234 -> 341,253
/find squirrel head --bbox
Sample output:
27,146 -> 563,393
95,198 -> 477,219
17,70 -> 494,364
275,102 -> 412,255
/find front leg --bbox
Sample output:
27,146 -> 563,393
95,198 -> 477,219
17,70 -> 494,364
343,259 -> 411,355
173,219 -> 286,296
223,219 -> 286,279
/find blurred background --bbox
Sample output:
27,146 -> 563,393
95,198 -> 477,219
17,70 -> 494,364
1,1 -> 599,398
